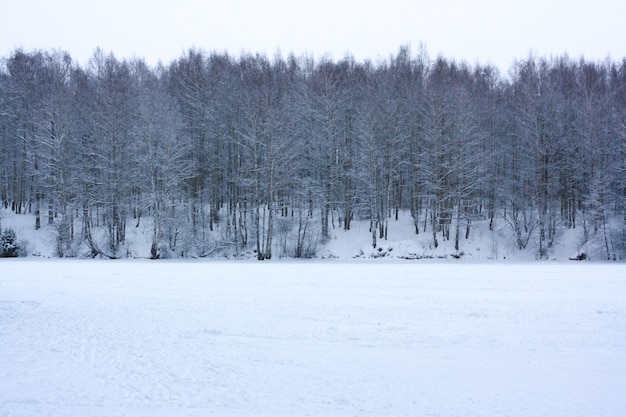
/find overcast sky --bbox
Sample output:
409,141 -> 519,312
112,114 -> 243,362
1,0 -> 625,72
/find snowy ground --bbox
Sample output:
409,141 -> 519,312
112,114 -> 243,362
1,208 -> 594,260
1,260 -> 625,417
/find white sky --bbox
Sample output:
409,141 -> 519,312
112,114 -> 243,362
1,0 -> 625,72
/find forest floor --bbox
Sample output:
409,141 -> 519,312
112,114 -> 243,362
1,208 -> 595,260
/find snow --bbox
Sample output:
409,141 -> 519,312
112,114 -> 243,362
1,260 -> 625,416
1,207 -> 594,260
319,211 -> 580,261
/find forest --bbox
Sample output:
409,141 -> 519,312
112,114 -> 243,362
1,46 -> 625,259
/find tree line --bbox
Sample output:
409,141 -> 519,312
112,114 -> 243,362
1,46 -> 625,259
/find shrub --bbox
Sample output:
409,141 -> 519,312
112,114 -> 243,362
1,228 -> 19,257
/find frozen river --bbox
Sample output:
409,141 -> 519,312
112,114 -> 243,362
1,260 -> 625,416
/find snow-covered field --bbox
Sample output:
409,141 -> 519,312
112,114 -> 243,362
1,260 -> 625,417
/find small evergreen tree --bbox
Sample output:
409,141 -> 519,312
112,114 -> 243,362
1,228 -> 19,257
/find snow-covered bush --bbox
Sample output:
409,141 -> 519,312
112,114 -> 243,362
1,227 -> 19,257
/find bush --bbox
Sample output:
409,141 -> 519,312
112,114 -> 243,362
1,228 -> 19,257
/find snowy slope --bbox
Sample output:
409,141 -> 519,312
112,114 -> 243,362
1,260 -> 625,416
318,210 -> 586,261
1,208 -> 592,260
